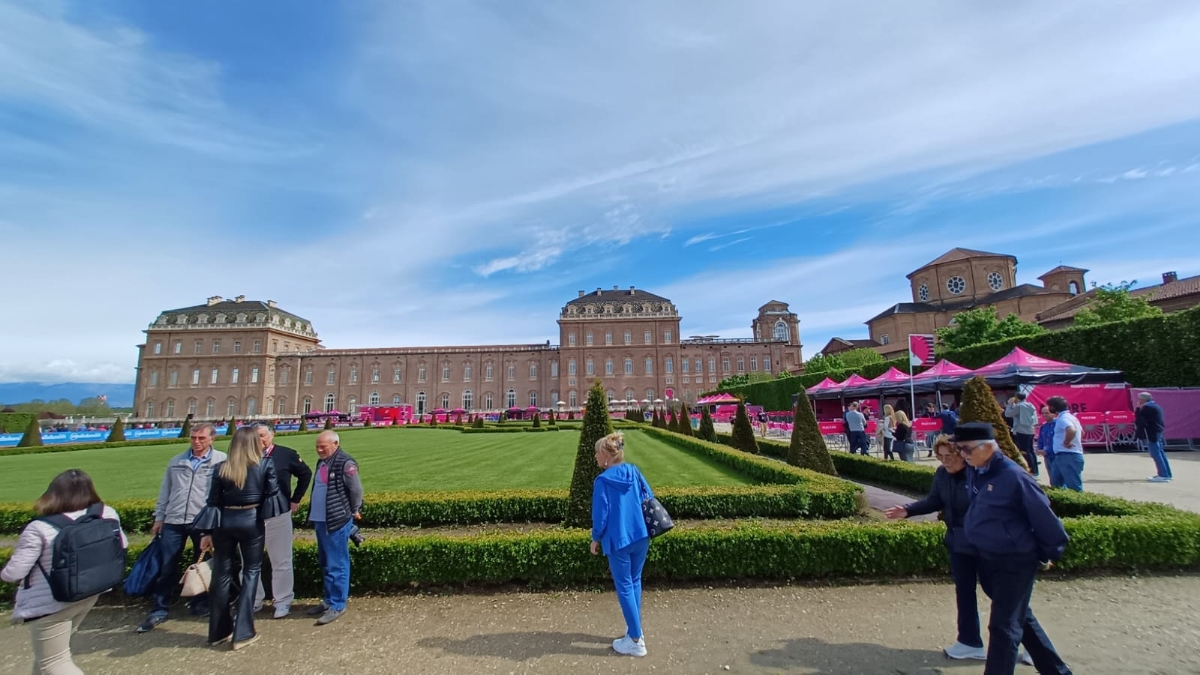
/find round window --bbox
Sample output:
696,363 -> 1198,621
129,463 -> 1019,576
947,276 -> 966,295
988,272 -> 1004,291
918,284 -> 929,302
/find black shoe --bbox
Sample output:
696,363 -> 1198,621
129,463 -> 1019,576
136,613 -> 168,633
189,604 -> 211,618
305,602 -> 330,616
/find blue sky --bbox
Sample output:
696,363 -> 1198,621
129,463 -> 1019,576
3,0 -> 1200,383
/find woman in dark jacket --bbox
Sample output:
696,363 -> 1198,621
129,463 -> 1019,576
197,427 -> 288,650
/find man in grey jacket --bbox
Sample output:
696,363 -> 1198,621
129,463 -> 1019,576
136,421 -> 228,633
1005,394 -> 1040,477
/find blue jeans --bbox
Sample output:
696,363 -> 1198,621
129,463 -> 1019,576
151,523 -> 208,615
1043,454 -> 1058,487
314,521 -> 354,611
1146,438 -> 1172,479
607,538 -> 650,640
1049,452 -> 1084,492
847,431 -> 869,456
979,555 -> 1071,675
949,550 -> 983,648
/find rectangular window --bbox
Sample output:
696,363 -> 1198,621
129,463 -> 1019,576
508,364 -> 515,380
644,331 -> 652,345
169,371 -> 178,387
328,369 -> 336,385
881,334 -> 891,345
665,358 -> 673,374
486,364 -> 494,381
569,361 -> 577,376
372,366 -> 380,383
304,369 -> 313,385
550,362 -> 558,377
211,368 -> 219,385
234,341 -> 241,354
709,358 -> 716,373
252,340 -> 261,354
464,364 -> 472,382
173,341 -> 181,354
682,359 -> 690,373
251,367 -> 259,384
207,399 -> 216,416
194,341 -> 202,355
605,331 -> 612,345
394,367 -> 402,383
568,334 -> 576,347
153,342 -> 162,355
586,332 -> 594,346
605,360 -> 613,376
192,369 -> 200,385
586,359 -> 594,376
664,330 -> 672,344
764,357 -> 771,372
149,371 -> 159,387
166,400 -> 175,417
213,341 -> 221,354
187,399 -> 197,416
418,366 -> 427,382
722,357 -> 730,372
442,365 -> 450,382
624,331 -> 631,345
751,357 -> 758,371
529,363 -> 537,379
645,358 -> 653,375
281,369 -> 289,385
272,340 -> 278,353
232,368 -> 240,385
737,356 -> 745,372
665,375 -> 674,385
624,359 -> 633,375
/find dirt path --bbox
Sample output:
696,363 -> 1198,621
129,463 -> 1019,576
4,574 -> 1198,674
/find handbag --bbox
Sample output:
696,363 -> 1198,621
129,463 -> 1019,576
641,497 -> 674,538
123,536 -> 163,597
179,552 -> 212,598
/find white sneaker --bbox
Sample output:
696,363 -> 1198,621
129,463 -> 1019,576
944,641 -> 987,660
253,603 -> 264,613
1147,476 -> 1172,483
612,636 -> 647,657
273,604 -> 291,619
1019,649 -> 1034,666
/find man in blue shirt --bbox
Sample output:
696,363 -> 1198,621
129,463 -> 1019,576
1035,406 -> 1058,487
1135,392 -> 1171,482
1047,396 -> 1084,492
956,422 -> 1072,675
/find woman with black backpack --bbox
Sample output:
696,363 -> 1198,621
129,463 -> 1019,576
2,469 -> 128,674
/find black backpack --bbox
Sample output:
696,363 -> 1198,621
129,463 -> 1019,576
26,503 -> 127,603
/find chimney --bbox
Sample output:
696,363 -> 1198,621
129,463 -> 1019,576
578,290 -> 585,298
234,295 -> 245,303
630,286 -> 636,295
596,287 -> 602,295
267,300 -> 277,308
206,295 -> 223,306
613,285 -> 619,291
1163,271 -> 1178,284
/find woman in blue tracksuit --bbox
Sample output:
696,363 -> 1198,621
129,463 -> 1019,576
590,432 -> 653,658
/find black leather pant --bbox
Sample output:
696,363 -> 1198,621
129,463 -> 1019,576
208,508 -> 265,644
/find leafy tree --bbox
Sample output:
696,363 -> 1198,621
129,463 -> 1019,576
1074,281 -> 1162,327
178,417 -> 192,439
532,413 -> 541,428
729,399 -> 759,454
17,418 -> 43,447
936,307 -> 1045,351
566,381 -> 614,528
786,400 -> 837,475
106,417 -> 126,443
776,370 -> 794,379
957,376 -> 1029,471
840,348 -> 884,370
678,404 -> 695,436
717,373 -> 751,389
698,407 -> 717,442
803,353 -> 844,374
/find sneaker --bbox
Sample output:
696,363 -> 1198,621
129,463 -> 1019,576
1019,649 -> 1034,666
305,602 -> 330,616
612,635 -> 647,657
316,608 -> 345,625
135,612 -> 168,634
232,633 -> 260,651
273,604 -> 291,619
1147,476 -> 1172,483
943,641 -> 987,660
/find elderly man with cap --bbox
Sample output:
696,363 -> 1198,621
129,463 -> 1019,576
1135,392 -> 1171,482
956,422 -> 1072,675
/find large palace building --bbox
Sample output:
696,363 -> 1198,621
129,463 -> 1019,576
132,288 -> 802,420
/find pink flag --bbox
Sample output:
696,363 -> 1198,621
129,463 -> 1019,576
909,334 -> 936,367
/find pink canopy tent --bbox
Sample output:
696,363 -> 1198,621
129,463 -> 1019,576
696,392 -> 740,405
837,374 -> 872,390
971,347 -> 1123,385
972,347 -> 1074,376
866,367 -> 910,385
806,377 -> 840,394
912,359 -> 973,381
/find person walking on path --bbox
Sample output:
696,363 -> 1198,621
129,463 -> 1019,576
1036,406 -> 1059,487
1047,397 -> 1084,492
590,432 -> 654,658
879,404 -> 896,460
1005,394 -> 1040,476
251,423 -> 312,618
138,422 -> 227,633
844,403 -> 870,456
956,423 -> 1072,675
196,427 -> 289,650
1135,392 -> 1171,483
305,431 -> 363,626
893,410 -> 914,462
2,470 -> 129,675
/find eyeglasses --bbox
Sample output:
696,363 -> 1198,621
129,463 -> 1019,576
934,452 -> 956,462
955,443 -> 980,455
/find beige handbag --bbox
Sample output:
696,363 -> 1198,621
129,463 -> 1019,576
180,553 -> 212,598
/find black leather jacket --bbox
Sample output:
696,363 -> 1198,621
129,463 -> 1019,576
206,460 -> 289,518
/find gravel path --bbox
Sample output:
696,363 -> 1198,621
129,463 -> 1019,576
4,574 -> 1198,674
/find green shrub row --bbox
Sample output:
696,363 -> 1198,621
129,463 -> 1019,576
5,512 -> 1197,596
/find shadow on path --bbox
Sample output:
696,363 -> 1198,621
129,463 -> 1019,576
751,637 -> 979,674
419,631 -> 615,661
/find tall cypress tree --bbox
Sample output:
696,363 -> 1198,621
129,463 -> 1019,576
566,381 -> 614,528
730,399 -> 760,454
787,399 -> 837,475
679,405 -> 695,436
177,417 -> 192,439
323,417 -> 333,430
17,418 -> 43,447
532,413 -> 542,428
698,407 -> 717,442
106,417 -> 126,443
548,410 -> 556,426
958,376 -> 1030,471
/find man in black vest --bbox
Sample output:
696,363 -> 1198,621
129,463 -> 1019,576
305,430 -> 363,625
252,423 -> 312,618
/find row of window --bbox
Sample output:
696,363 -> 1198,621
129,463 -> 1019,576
147,366 -> 266,388
144,395 -> 285,419
567,330 -> 673,347
152,338 -> 301,356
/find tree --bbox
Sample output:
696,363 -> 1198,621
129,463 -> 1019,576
840,348 -> 885,370
729,399 -> 759,454
106,417 -> 126,443
548,411 -> 556,426
532,413 -> 541,428
936,307 -> 1045,351
299,417 -> 309,432
678,405 -> 695,436
17,418 -> 43,447
429,413 -> 437,427
473,415 -> 485,428
455,412 -> 463,425
364,416 -> 373,427
324,417 -> 334,430
1074,281 -> 1162,327
957,376 -> 1030,472
178,417 -> 192,439
391,415 -> 399,426
776,370 -> 794,379
566,381 -> 614,528
667,406 -> 679,432
786,400 -> 837,476
803,353 -> 844,374
698,407 -> 717,442
227,419 -> 236,436
567,411 -> 575,421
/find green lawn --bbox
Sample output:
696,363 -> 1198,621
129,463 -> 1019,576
0,428 -> 754,503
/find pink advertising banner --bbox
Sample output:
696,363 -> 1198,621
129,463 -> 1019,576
1024,384 -> 1131,416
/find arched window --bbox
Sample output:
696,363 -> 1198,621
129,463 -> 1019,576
463,390 -> 473,410
645,388 -> 655,400
529,392 -> 537,407
624,388 -> 635,400
624,330 -> 631,345
246,397 -> 257,416
369,391 -> 380,405
568,359 -> 577,376
227,398 -> 238,418
645,358 -> 653,375
349,366 -> 358,384
1068,281 -> 1080,296
442,363 -> 451,382
327,368 -> 336,385
145,400 -> 155,417
665,357 -> 674,374
606,389 -> 615,402
440,393 -> 450,409
186,398 -> 197,416
485,392 -> 494,409
586,359 -> 594,376
507,363 -> 515,380
302,397 -> 312,414
417,392 -> 427,415
550,390 -> 559,405
324,393 -> 336,412
464,363 -> 472,381
773,320 -> 789,341
486,362 -> 494,380
507,389 -> 517,408
392,394 -> 402,405
529,362 -> 537,379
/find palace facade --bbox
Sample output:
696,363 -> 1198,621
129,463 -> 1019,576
132,288 -> 803,420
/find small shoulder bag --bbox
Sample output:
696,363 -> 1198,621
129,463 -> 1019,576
638,470 -> 674,538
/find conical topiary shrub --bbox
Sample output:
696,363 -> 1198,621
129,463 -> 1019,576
455,412 -> 463,426
532,413 -> 541,428
667,406 -> 679,432
568,411 -> 575,421
323,417 -> 333,430
548,411 -> 556,426
17,418 -> 43,447
391,415 -> 399,426
299,417 -> 309,432
566,381 -> 614,528
227,419 -> 236,436
698,407 -> 717,442
106,417 -> 126,443
958,376 -> 1030,471
429,413 -> 437,427
364,416 -> 373,427
679,405 -> 695,436
730,399 -> 759,454
473,415 -> 485,428
178,417 -> 192,439
787,399 -> 837,476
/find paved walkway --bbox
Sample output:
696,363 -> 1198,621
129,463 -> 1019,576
3,575 -> 1197,674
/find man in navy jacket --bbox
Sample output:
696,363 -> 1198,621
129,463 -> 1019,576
956,423 -> 1072,675
1135,392 -> 1171,482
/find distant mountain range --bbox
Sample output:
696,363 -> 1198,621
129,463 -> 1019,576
0,383 -> 135,408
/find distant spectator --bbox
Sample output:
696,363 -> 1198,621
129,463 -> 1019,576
1047,397 -> 1084,491
894,410 -> 914,462
1135,392 -> 1171,483
844,403 -> 869,456
1036,406 -> 1058,487
1005,394 -> 1040,476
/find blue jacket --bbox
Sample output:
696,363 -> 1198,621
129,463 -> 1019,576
1135,401 -> 1165,443
903,465 -> 975,554
1036,421 -> 1056,457
964,452 -> 1069,562
592,463 -> 652,554
937,410 -> 958,435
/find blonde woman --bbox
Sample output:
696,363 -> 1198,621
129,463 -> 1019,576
893,410 -> 913,462
195,427 -> 287,650
590,432 -> 655,657
880,404 -> 897,460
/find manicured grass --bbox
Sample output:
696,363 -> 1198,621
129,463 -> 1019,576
0,428 -> 754,502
